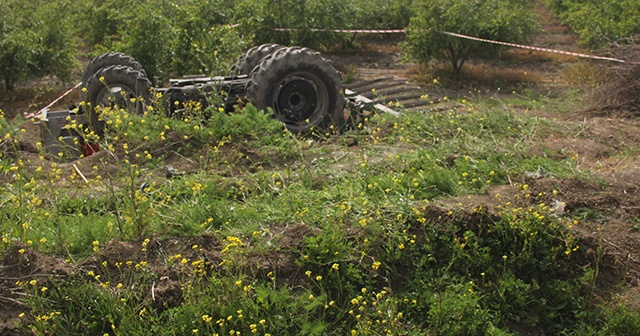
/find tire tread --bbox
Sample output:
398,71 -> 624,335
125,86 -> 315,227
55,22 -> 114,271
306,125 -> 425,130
246,46 -> 345,133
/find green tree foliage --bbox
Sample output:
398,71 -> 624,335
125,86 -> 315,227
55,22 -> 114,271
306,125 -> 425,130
120,1 -> 176,83
3,0 -> 548,92
171,0 -> 246,76
1,0 -> 422,90
349,0 -> 415,30
233,0 -> 417,50
123,0 -> 251,82
402,0 -> 538,75
232,0 -> 356,50
0,0 -> 76,92
79,0 -> 132,47
77,0 -> 250,82
546,0 -> 640,47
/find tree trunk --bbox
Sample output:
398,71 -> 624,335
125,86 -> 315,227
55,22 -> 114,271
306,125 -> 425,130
447,44 -> 461,77
4,76 -> 13,92
447,43 -> 467,77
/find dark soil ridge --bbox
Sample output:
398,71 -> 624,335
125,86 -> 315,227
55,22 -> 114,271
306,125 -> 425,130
0,223 -> 315,335
436,175 -> 640,299
2,176 -> 638,335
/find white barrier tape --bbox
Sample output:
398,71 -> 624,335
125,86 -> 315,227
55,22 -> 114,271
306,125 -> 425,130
440,31 -> 638,64
274,28 -> 405,34
272,27 -> 636,64
24,82 -> 82,120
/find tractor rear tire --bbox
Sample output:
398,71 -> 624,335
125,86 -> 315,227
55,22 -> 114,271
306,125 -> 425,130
228,44 -> 285,76
83,65 -> 152,135
246,47 -> 345,134
82,52 -> 147,86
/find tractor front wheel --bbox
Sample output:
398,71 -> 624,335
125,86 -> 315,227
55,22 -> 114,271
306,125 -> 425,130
83,65 -> 152,135
82,52 -> 147,86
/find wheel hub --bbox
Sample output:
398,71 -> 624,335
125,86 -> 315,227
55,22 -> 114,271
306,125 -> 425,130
97,85 -> 137,109
274,74 -> 327,125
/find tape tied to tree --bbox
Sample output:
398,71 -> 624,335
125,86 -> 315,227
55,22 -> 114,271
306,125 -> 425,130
272,27 -> 638,64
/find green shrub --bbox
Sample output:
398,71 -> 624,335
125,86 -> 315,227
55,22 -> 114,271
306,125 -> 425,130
402,0 -> 538,75
547,0 -> 640,47
233,0 -> 355,50
0,0 -> 76,91
426,282 -> 498,336
172,0 -> 250,76
350,0 -> 416,30
599,304 -> 640,335
76,0 -> 250,81
120,1 -> 176,83
77,0 -> 130,47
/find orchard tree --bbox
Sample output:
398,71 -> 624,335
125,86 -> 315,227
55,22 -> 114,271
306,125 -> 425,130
170,0 -> 250,77
402,0 -> 538,76
350,0 -> 415,30
0,28 -> 36,92
549,0 -> 640,47
77,0 -> 131,47
0,0 -> 76,92
234,0 -> 358,50
120,1 -> 176,84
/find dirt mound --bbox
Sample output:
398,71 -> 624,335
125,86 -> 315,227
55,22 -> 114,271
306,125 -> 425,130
0,223 -> 319,334
0,244 -> 73,335
437,174 -> 640,301
535,177 -> 640,289
1,186 -> 638,335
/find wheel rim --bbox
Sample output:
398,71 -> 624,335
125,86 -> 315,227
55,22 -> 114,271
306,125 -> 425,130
273,73 -> 328,128
95,84 -> 139,110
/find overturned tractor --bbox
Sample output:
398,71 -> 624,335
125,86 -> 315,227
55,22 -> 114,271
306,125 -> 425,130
81,44 -> 347,135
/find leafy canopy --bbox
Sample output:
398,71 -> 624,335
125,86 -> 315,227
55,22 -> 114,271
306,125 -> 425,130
546,0 -> 640,47
0,0 -> 76,92
402,0 -> 538,75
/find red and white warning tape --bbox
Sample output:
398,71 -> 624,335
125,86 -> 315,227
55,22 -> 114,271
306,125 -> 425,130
274,28 -> 405,34
440,31 -> 637,64
273,27 -> 637,64
24,81 -> 82,120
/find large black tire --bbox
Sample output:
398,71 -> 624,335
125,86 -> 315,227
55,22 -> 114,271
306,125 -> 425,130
228,44 -> 285,76
83,65 -> 152,135
82,52 -> 147,86
246,47 -> 345,134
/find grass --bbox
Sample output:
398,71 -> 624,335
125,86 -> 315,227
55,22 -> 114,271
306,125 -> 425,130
1,91 -> 639,335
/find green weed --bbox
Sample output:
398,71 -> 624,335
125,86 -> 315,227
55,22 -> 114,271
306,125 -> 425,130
2,94 -> 639,335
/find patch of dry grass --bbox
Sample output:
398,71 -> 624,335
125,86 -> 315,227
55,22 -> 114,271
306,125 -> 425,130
588,39 -> 640,113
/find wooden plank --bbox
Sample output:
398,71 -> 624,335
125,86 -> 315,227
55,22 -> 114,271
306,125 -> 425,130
346,76 -> 397,91
345,89 -> 400,116
345,75 -> 455,115
355,81 -> 409,97
376,93 -> 426,104
372,85 -> 423,97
